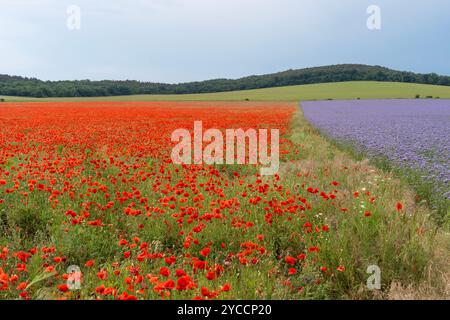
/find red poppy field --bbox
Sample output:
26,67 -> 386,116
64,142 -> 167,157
0,101 -> 444,300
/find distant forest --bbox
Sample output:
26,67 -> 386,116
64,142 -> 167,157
1,64 -> 449,98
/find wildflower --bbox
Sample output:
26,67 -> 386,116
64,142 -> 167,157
163,279 -> 175,290
159,267 -> 170,277
85,260 -> 95,267
118,292 -> 137,300
53,256 -> 63,263
97,270 -> 107,280
175,269 -> 186,277
200,247 -> 210,257
221,283 -> 231,292
285,256 -> 297,265
176,276 -> 191,291
297,253 -> 306,260
206,271 -> 216,280
57,284 -> 69,293
16,282 -> 28,291
165,256 -> 176,265
95,285 -> 106,294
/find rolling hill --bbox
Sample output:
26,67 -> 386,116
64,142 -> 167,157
2,81 -> 450,102
1,64 -> 450,99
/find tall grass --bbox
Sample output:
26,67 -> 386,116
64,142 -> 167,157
0,107 -> 448,300
288,109 -> 449,298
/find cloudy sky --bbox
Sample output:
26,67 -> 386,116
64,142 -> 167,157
1,0 -> 449,82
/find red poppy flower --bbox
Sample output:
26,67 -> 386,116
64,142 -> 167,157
200,247 -> 210,257
285,256 -> 297,265
308,246 -> 319,253
159,267 -> 170,277
97,271 -> 107,280
16,282 -> 28,291
221,283 -> 231,292
176,276 -> 191,291
163,279 -> 175,290
175,269 -> 186,277
297,253 -> 306,260
200,287 -> 210,297
206,271 -> 216,280
118,292 -> 137,300
95,285 -> 105,294
57,284 -> 69,293
85,260 -> 95,267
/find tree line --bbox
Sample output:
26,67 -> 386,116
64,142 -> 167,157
1,64 -> 449,98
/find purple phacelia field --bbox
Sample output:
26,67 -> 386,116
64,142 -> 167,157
302,99 -> 450,199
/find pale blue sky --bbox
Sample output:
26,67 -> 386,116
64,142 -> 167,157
1,0 -> 449,82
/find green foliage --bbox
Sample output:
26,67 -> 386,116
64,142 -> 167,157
284,110 -> 442,299
7,207 -> 50,240
4,81 -> 450,102
55,224 -> 119,265
1,64 -> 450,98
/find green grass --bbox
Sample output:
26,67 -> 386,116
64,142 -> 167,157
2,81 -> 450,102
282,110 -> 448,298
0,82 -> 449,299
317,134 -> 450,226
1,107 -> 446,300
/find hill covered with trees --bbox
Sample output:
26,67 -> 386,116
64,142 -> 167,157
1,64 -> 449,98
